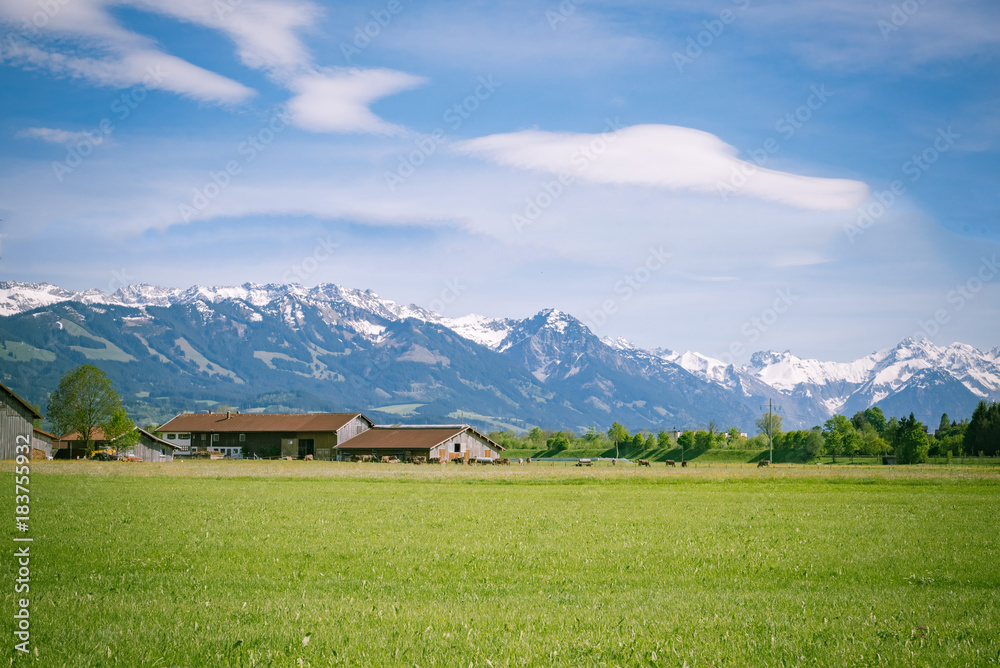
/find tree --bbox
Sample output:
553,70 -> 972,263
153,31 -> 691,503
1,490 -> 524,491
939,413 -> 951,433
823,415 -> 855,463
756,412 -> 783,438
546,431 -> 571,451
803,428 -> 825,459
725,426 -> 744,449
864,407 -> 887,435
895,413 -> 929,464
965,401 -> 1000,457
677,430 -> 695,461
657,430 -> 673,447
527,426 -> 545,447
104,407 -> 140,458
645,433 -> 658,450
47,365 -> 123,456
608,422 -> 629,458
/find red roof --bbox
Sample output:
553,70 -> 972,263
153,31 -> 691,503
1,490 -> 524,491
158,412 -> 372,433
337,426 -> 503,451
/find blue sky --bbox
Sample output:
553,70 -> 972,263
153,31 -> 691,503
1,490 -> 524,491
1,0 -> 998,362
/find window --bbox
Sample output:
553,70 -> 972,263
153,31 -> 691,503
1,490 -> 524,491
201,434 -> 206,441
167,433 -> 176,439
212,434 -> 219,442
179,433 -> 190,439
239,433 -> 246,442
453,443 -> 461,453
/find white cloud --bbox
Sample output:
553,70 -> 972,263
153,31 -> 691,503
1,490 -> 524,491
286,69 -> 426,135
454,124 -> 869,211
0,0 -> 422,127
17,127 -> 105,146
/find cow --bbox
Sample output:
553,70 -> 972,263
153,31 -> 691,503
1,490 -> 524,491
681,460 -> 688,468
412,456 -> 427,465
304,454 -> 314,461
638,459 -> 651,467
665,460 -> 676,467
757,459 -> 770,467
494,458 -> 510,466
380,456 -> 391,463
359,455 -> 374,463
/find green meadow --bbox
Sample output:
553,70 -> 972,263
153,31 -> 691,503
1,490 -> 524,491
3,461 -> 1000,666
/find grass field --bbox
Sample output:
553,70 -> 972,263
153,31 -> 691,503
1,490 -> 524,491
4,461 -> 999,666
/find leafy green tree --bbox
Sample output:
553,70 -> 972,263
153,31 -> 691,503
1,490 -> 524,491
726,427 -> 744,449
823,415 -> 855,463
694,430 -> 713,450
645,433 -> 658,450
657,430 -> 672,447
631,433 -> 645,451
104,407 -> 140,457
677,430 -> 695,461
755,412 -> 783,439
895,413 -> 930,464
803,428 -> 825,459
965,401 -> 1000,456
527,426 -> 545,447
843,430 -> 863,462
546,431 -> 571,451
864,407 -> 887,435
47,365 -> 124,456
938,413 -> 951,433
608,422 -> 629,458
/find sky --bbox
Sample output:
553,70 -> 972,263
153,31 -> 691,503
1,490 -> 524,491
1,0 -> 998,363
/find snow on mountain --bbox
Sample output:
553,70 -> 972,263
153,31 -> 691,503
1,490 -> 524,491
2,281 -> 997,424
743,350 -> 880,391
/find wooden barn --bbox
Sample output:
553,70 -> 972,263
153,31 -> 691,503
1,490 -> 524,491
157,411 -> 375,459
0,381 -> 42,460
335,425 -> 503,462
131,428 -> 178,462
32,427 -> 55,459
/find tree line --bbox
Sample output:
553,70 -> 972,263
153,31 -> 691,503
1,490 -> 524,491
489,401 -> 1000,464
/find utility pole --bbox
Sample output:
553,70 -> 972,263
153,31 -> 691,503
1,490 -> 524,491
760,399 -> 780,463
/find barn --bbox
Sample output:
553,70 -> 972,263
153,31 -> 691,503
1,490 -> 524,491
132,428 -> 178,462
157,411 -> 375,459
32,427 -> 55,459
335,425 -> 503,462
0,381 -> 42,460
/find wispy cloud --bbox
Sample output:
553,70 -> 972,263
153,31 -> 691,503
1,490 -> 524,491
287,69 -> 426,135
455,124 -> 869,210
17,127 -> 105,146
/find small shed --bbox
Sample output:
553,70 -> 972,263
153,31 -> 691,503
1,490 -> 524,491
32,427 -> 55,459
131,428 -> 178,462
0,381 -> 42,460
336,425 -> 503,462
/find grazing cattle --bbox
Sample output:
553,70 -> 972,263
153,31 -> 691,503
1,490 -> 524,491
359,455 -> 374,463
285,456 -> 294,461
412,456 -> 427,465
494,458 -> 510,466
304,454 -> 314,461
518,458 -> 524,465
638,459 -> 650,467
526,457 -> 532,464
665,460 -> 676,467
757,459 -> 770,467
681,460 -> 688,468
380,456 -> 391,463
387,458 -> 401,464
453,457 -> 465,465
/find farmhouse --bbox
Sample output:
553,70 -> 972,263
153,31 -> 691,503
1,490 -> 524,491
0,380 -> 45,460
336,425 -> 503,462
57,427 -> 179,462
157,411 -> 374,459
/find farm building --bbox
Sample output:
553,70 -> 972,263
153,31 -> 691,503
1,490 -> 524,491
0,380 -> 43,460
32,427 -> 55,459
335,425 -> 503,462
57,427 -> 178,461
156,411 -> 374,459
132,428 -> 178,462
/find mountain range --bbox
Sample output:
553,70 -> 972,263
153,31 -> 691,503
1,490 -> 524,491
1,281 -> 997,433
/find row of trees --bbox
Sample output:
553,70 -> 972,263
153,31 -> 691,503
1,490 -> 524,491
489,401 -> 1000,464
